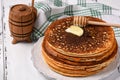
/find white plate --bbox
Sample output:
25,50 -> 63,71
31,37 -> 120,80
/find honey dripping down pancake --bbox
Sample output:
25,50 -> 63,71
42,16 -> 118,77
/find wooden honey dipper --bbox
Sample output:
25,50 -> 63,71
73,16 -> 120,28
66,16 -> 120,37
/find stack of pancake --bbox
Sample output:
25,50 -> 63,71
42,16 -> 118,77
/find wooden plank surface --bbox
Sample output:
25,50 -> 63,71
0,0 -> 120,80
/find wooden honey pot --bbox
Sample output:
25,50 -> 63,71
9,4 -> 37,44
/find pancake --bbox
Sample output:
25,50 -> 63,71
45,16 -> 115,57
42,44 -> 117,76
47,63 -> 106,77
42,37 -> 117,66
44,37 -> 116,62
42,40 -> 117,69
41,16 -> 118,77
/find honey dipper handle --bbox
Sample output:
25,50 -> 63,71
88,21 -> 120,28
32,0 -> 34,8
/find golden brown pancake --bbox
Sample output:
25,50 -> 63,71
44,38 -> 116,62
42,37 -> 117,66
45,16 -> 115,57
42,44 -> 117,76
42,40 -> 117,69
41,16 -> 118,77
47,63 -> 106,77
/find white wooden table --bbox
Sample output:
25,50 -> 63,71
0,0 -> 120,80
1,0 -> 44,80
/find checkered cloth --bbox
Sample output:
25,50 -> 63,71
31,0 -> 120,41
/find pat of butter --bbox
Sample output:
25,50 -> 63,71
65,25 -> 84,36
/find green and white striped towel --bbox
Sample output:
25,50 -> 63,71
31,0 -> 120,41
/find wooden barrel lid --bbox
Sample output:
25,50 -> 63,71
9,4 -> 33,22
10,4 -> 32,16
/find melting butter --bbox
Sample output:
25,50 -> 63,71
65,25 -> 84,37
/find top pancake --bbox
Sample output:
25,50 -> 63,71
44,16 -> 115,57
